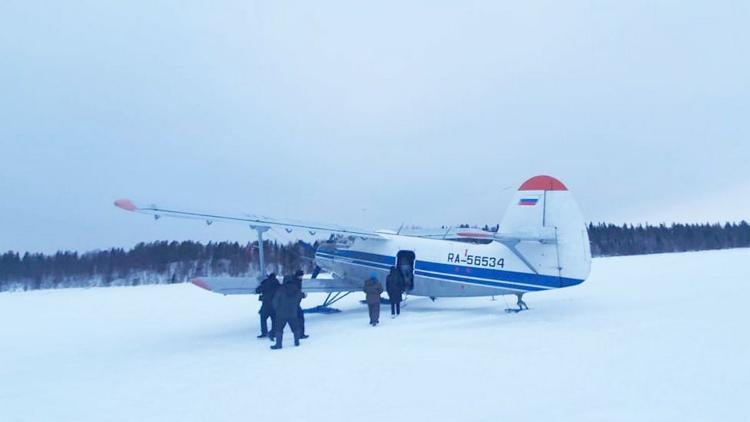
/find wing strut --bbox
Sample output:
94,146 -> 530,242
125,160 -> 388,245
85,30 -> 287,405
252,226 -> 270,280
304,291 -> 352,314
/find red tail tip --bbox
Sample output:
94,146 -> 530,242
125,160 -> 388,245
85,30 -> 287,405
519,175 -> 567,191
114,199 -> 138,212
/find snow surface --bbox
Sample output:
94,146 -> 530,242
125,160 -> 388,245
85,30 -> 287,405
1,249 -> 749,422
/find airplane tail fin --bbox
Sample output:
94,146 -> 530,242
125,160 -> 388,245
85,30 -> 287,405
499,175 -> 591,285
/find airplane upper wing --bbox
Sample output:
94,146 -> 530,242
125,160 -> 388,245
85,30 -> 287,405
113,199 -> 387,239
114,199 -> 552,243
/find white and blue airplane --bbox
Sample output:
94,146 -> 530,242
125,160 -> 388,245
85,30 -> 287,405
114,175 -> 591,312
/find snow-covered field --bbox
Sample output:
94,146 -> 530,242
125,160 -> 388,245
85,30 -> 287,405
1,249 -> 749,422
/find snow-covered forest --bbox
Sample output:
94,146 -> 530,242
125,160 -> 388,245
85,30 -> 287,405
0,241 -> 316,292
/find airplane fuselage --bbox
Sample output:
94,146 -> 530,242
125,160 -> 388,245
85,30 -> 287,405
315,234 -> 585,298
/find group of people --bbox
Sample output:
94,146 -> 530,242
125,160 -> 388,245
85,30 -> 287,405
255,269 -> 309,350
363,266 -> 407,326
256,265 -> 409,350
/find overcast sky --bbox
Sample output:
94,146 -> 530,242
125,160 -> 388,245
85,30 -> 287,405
1,0 -> 748,253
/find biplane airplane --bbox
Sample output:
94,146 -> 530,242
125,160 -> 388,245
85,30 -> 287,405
114,175 -> 591,313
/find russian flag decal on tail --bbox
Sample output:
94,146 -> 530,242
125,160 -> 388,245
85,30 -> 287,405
519,198 -> 538,206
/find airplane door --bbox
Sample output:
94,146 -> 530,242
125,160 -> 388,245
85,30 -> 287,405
396,250 -> 415,291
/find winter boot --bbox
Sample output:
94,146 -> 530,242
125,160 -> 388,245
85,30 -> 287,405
270,333 -> 282,350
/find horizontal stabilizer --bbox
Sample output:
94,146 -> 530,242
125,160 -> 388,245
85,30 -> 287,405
494,227 -> 558,243
401,226 -> 557,244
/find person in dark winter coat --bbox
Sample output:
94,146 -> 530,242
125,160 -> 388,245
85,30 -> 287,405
363,273 -> 384,326
400,262 -> 414,291
255,273 -> 281,338
288,269 -> 309,339
385,266 -> 404,318
270,279 -> 305,350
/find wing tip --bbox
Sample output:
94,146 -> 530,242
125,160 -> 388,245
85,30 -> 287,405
114,199 -> 138,212
191,278 -> 212,291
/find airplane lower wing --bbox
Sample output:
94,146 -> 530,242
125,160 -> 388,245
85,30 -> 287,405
190,276 -> 361,295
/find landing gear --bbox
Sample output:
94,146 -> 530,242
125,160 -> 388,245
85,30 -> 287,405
505,293 -> 529,313
304,291 -> 352,314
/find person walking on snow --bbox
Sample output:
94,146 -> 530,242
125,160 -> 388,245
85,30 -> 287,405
386,266 -> 404,318
363,272 -> 383,326
270,277 -> 305,350
289,269 -> 309,339
255,273 -> 280,339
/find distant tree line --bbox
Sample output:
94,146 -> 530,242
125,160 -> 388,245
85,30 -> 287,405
0,240 -> 315,292
1,222 -> 748,291
588,222 -> 750,256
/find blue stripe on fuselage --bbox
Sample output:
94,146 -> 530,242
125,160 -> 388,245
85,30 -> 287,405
314,249 -> 583,290
414,270 -> 547,292
415,260 -> 569,289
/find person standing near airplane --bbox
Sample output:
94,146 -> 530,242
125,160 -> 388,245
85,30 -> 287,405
363,273 -> 384,326
290,269 -> 309,339
271,277 -> 305,350
255,273 -> 280,339
400,262 -> 414,291
386,266 -> 404,318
